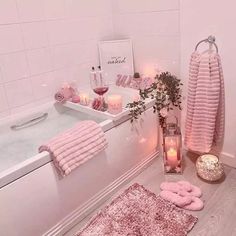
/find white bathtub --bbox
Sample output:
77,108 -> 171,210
0,86 -> 159,236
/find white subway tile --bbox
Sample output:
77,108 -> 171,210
30,73 -> 56,100
21,22 -> 49,49
51,42 -> 92,70
44,0 -> 65,20
114,11 -> 179,37
133,36 -> 180,62
0,51 -> 29,82
65,0 -> 112,18
16,0 -> 45,22
0,85 -> 8,112
0,25 -> 24,54
0,0 -> 19,24
5,78 -> 34,108
115,0 -> 179,14
47,20 -> 71,45
27,48 -> 52,75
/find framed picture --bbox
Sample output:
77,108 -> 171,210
98,39 -> 134,83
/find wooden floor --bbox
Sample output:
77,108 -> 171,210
65,152 -> 236,236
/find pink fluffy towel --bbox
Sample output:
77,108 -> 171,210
39,120 -> 108,176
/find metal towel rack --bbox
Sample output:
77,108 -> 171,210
195,35 -> 218,53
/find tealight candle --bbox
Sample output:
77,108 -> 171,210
167,148 -> 178,168
107,95 -> 122,114
201,154 -> 218,164
196,154 -> 224,182
80,93 -> 90,106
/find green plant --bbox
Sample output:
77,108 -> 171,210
126,72 -> 183,127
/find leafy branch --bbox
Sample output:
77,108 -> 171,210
126,72 -> 183,127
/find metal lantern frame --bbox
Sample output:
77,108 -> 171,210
163,116 -> 182,174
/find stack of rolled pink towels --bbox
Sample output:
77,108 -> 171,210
160,181 -> 204,211
55,85 -> 80,103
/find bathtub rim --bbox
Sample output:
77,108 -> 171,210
0,98 -> 156,189
0,118 -> 114,189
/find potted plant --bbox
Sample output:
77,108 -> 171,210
126,71 -> 183,128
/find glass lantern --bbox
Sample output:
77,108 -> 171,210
163,118 -> 182,174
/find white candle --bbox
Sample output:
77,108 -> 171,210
167,147 -> 178,168
107,95 -> 122,114
80,93 -> 90,106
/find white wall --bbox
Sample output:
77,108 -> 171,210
0,0 -> 181,120
112,0 -> 180,77
0,0 -> 113,119
180,0 -> 236,164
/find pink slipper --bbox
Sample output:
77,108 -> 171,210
178,181 -> 202,197
182,197 -> 204,211
160,182 -> 191,193
160,190 -> 192,207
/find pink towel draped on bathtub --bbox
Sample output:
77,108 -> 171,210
185,51 -> 225,154
39,120 -> 108,176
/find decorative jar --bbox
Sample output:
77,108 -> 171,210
196,154 -> 224,182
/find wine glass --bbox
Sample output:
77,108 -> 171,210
90,70 -> 109,100
90,67 -> 109,110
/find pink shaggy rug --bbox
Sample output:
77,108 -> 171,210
77,183 -> 198,236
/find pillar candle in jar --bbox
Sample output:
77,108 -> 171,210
80,93 -> 90,106
107,95 -> 122,114
167,148 -> 178,168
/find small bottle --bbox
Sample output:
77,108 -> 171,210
90,66 -> 97,86
97,66 -> 103,84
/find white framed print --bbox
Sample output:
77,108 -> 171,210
98,39 -> 134,83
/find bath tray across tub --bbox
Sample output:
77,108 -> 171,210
63,97 -> 155,121
63,101 -> 131,121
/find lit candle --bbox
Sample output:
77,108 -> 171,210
201,154 -> 218,164
80,93 -> 90,106
107,95 -> 122,114
167,148 -> 178,168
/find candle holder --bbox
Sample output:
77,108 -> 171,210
196,154 -> 224,182
107,95 -> 123,114
163,116 -> 182,174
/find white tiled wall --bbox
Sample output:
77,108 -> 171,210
112,0 -> 180,77
0,0 -> 113,118
0,0 -> 180,119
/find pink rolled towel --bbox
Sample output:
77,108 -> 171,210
39,120 -> 108,176
55,87 -> 75,103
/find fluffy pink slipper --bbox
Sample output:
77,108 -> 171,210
160,182 -> 191,193
160,190 -> 192,207
182,197 -> 204,211
178,181 -> 202,197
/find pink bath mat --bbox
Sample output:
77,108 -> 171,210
76,183 -> 198,236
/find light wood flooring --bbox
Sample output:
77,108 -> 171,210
65,152 -> 236,236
